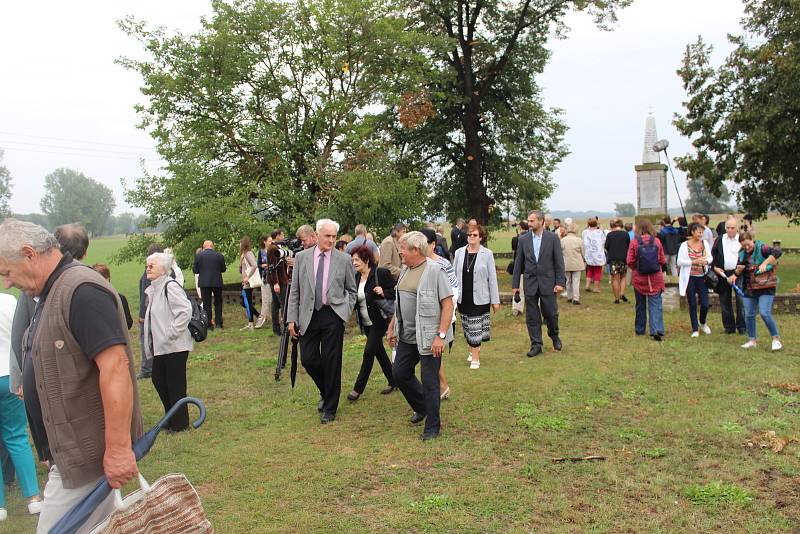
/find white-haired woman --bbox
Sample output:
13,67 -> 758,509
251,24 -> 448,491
144,252 -> 193,432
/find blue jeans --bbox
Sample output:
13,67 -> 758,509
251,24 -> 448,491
0,376 -> 40,506
686,276 -> 709,332
635,290 -> 664,336
742,294 -> 779,339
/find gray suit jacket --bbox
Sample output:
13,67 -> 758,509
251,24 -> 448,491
287,247 -> 357,334
512,230 -> 566,295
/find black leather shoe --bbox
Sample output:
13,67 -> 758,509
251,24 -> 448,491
527,346 -> 543,358
320,412 -> 336,424
552,337 -> 563,351
380,386 -> 396,395
409,412 -> 426,424
347,391 -> 360,401
620,295 -> 629,303
572,300 -> 580,305
317,400 -> 324,412
651,334 -> 662,342
420,431 -> 439,441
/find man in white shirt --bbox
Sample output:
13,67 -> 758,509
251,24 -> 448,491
712,216 -> 745,334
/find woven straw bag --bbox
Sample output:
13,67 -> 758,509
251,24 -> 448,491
89,473 -> 213,534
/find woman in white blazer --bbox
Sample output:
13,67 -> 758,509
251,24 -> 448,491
677,222 -> 714,337
453,224 -> 500,369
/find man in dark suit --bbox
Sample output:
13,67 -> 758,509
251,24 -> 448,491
512,210 -> 566,357
287,219 -> 357,424
193,240 -> 227,329
449,218 -> 467,256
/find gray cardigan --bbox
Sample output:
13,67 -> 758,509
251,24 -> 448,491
143,275 -> 194,358
453,245 -> 500,306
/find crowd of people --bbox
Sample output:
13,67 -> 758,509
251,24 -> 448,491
0,208 -> 787,529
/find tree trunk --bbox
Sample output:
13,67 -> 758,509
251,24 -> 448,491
462,101 -> 491,224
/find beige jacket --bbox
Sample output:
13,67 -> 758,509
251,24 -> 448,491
561,233 -> 586,272
379,236 -> 402,279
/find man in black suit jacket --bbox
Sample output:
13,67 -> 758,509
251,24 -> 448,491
449,219 -> 467,256
193,240 -> 227,329
512,210 -> 566,357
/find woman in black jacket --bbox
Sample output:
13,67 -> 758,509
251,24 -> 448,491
347,245 -> 397,401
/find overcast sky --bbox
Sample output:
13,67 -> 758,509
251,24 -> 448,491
0,0 -> 744,215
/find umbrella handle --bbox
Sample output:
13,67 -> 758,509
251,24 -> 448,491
156,397 -> 206,431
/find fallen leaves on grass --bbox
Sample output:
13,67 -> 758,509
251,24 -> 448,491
745,431 -> 799,453
766,382 -> 800,393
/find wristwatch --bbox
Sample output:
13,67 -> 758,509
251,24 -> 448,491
438,331 -> 446,339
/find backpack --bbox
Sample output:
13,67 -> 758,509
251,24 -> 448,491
636,235 -> 660,275
165,280 -> 209,342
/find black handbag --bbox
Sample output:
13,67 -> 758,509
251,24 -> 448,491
373,269 -> 396,319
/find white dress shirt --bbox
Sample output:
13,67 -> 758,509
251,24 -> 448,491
721,234 -> 741,270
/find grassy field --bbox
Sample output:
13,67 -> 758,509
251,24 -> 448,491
2,232 -> 800,532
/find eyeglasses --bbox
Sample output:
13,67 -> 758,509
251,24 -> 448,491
146,264 -> 157,270
468,233 -> 480,237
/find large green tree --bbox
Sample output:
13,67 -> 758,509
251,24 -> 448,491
674,0 -> 800,223
0,149 -> 11,218
684,176 -> 731,215
40,168 -> 116,236
393,0 -> 630,224
119,0 -> 430,263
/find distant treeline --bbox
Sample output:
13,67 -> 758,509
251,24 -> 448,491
12,212 -> 161,236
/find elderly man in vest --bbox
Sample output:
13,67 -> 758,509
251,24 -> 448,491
387,231 -> 454,441
0,219 -> 143,533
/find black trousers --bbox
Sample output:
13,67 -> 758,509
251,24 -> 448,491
353,321 -> 394,393
151,351 -> 189,432
271,284 -> 287,334
299,306 -> 345,416
525,289 -> 559,349
200,286 -> 224,327
717,272 -> 745,333
393,341 -> 441,435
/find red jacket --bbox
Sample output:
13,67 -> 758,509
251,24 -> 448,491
626,235 -> 666,296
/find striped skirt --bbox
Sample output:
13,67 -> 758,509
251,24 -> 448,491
461,312 -> 491,347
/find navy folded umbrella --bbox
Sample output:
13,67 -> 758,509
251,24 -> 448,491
49,397 -> 207,534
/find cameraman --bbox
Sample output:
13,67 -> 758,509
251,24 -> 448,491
296,224 -> 317,250
267,230 -> 290,336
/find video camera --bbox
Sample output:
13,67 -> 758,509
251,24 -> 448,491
270,237 -> 304,262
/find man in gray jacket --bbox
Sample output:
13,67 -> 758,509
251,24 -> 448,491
287,219 -> 357,423
512,210 -> 566,357
387,231 -> 454,441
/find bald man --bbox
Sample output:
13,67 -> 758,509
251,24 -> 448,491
193,240 -> 227,330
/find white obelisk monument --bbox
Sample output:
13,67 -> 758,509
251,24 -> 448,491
635,113 -> 668,221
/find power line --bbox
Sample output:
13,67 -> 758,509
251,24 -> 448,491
0,139 -> 158,156
0,145 -> 157,161
0,130 -> 156,150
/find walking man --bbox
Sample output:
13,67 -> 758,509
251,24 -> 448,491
193,240 -> 227,329
387,231 -> 453,441
287,219 -> 356,423
380,223 -> 406,280
0,219 -> 142,533
712,216 -> 746,334
512,210 -> 566,357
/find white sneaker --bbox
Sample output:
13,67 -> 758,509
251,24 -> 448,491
741,340 -> 757,349
28,499 -> 42,515
772,339 -> 783,351
470,360 -> 480,369
240,323 -> 254,332
701,324 -> 712,335
0,508 -> 6,521
691,331 -> 699,338
254,317 -> 266,329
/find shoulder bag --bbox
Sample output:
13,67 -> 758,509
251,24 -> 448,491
373,269 -> 395,320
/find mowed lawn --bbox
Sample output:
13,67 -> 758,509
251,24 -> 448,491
1,229 -> 798,532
